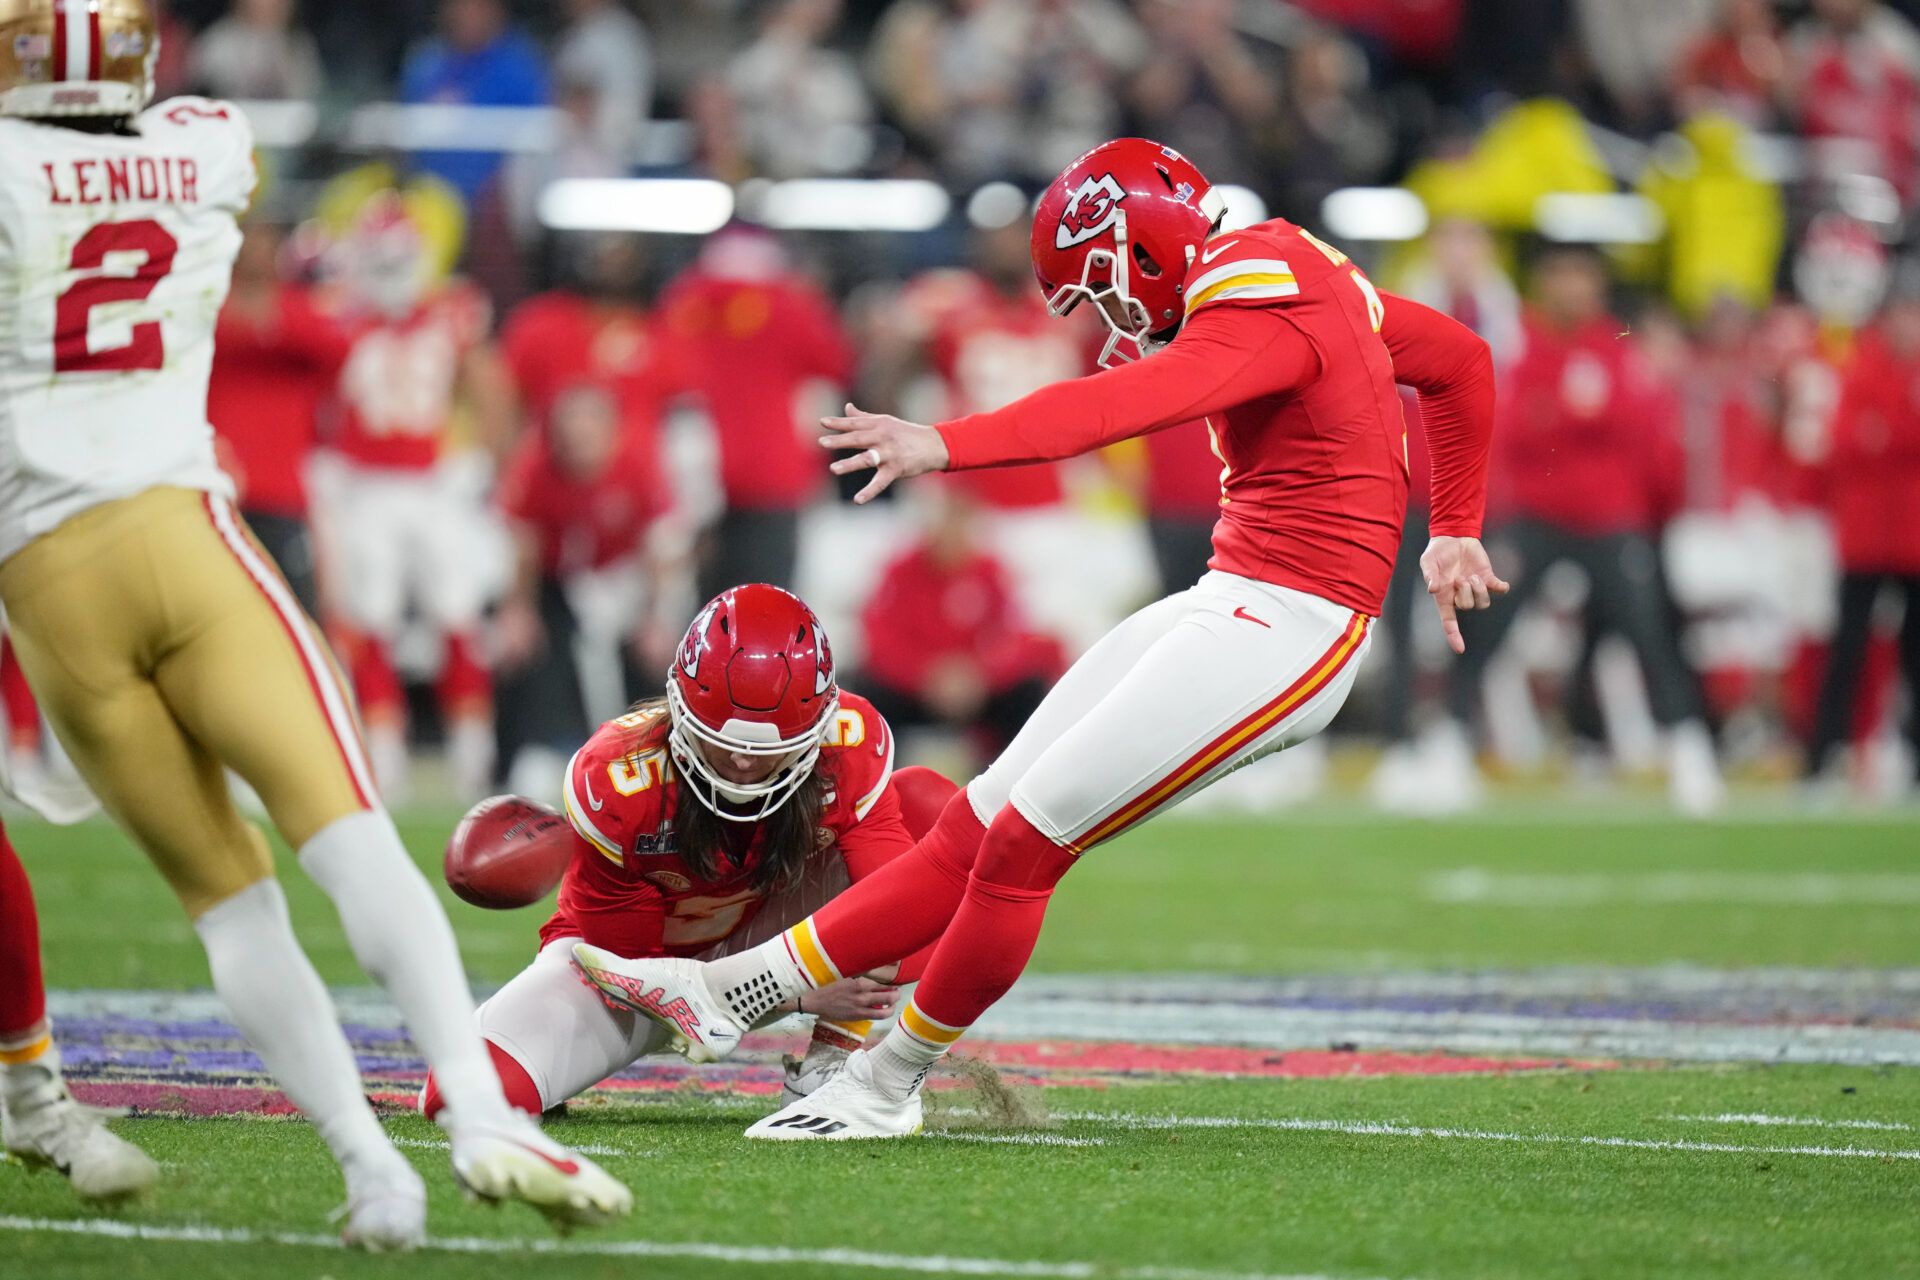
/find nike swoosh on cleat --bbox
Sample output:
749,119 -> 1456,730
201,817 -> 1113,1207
511,1141 -> 580,1176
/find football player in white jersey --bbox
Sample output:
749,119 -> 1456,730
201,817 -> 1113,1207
0,0 -> 630,1245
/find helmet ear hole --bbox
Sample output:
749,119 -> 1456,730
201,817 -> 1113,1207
1132,242 -> 1163,280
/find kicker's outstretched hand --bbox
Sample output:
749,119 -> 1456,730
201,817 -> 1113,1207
1419,535 -> 1510,655
820,403 -> 951,504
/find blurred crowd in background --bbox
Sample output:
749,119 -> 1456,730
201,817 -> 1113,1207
9,0 -> 1920,815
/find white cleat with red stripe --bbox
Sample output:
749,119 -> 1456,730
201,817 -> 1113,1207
745,1048 -> 923,1140
445,1109 -> 632,1228
570,945 -> 746,1064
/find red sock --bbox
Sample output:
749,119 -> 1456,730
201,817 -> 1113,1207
0,822 -> 48,1039
806,785 -> 985,979
420,1039 -> 541,1120
0,640 -> 39,754
436,631 -> 493,713
908,806 -> 1076,1032
348,634 -> 405,723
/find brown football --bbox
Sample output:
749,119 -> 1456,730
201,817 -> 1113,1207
443,795 -> 576,910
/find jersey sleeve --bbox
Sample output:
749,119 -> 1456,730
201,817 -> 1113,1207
1378,291 -> 1496,538
1180,235 -> 1304,321
823,694 -> 896,824
561,716 -> 670,868
141,97 -> 257,215
935,303 -> 1322,470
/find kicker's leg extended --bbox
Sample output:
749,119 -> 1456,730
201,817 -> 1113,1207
690,592 -> 1197,1029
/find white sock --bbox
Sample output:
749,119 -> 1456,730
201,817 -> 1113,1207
193,879 -> 397,1168
0,1024 -> 64,1110
297,810 -> 510,1129
867,1024 -> 944,1102
704,935 -> 815,1027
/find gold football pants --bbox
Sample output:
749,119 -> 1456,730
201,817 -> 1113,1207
0,487 -> 378,916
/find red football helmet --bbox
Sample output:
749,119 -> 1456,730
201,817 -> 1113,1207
1030,138 -> 1228,367
665,584 -> 839,822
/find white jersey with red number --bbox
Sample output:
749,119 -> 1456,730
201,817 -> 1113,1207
0,98 -> 255,563
329,284 -> 489,471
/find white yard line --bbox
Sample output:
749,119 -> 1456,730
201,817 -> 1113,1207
1665,1113 -> 1915,1132
389,1136 -> 636,1158
1055,1112 -> 1920,1161
929,1132 -> 1106,1148
1424,869 -> 1920,907
0,1215 -> 1392,1280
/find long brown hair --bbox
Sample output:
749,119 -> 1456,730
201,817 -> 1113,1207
621,697 -> 829,893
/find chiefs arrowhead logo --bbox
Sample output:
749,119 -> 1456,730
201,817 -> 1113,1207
679,600 -> 719,679
1056,173 -> 1128,250
812,622 -> 834,695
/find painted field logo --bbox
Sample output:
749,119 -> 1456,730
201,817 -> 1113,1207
1056,174 -> 1128,249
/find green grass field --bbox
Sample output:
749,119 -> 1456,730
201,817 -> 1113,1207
6,801 -> 1919,1280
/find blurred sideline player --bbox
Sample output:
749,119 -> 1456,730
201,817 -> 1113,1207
424,585 -> 957,1118
0,0 -> 626,1243
2,821 -> 156,1197
317,191 -> 512,801
873,220 -> 1147,652
577,138 -> 1504,1138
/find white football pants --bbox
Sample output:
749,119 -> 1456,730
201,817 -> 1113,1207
969,571 -> 1372,851
475,852 -> 854,1110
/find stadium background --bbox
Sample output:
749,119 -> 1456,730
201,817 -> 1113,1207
16,0 -> 1894,817
11,5 -> 1920,1277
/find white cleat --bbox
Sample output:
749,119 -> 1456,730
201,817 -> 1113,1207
446,1109 -> 632,1229
746,1048 -> 922,1141
570,945 -> 746,1064
2,1087 -> 159,1200
779,1051 -> 848,1108
337,1155 -> 426,1253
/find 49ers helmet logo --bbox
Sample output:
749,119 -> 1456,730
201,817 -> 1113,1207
1055,173 -> 1128,249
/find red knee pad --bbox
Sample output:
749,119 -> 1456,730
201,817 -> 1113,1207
892,766 -> 959,841
419,1040 -> 542,1120
347,635 -> 405,720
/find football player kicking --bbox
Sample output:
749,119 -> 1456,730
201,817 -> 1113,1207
0,0 -> 627,1239
574,138 -> 1507,1139
435,586 -> 957,1121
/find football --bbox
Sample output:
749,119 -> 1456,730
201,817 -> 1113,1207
442,795 -> 576,910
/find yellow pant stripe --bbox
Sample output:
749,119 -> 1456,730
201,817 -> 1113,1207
900,1001 -> 966,1047
0,1032 -> 52,1065
786,919 -> 842,988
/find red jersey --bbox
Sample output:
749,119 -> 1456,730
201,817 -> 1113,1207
1497,314 -> 1683,536
912,272 -> 1089,509
543,695 -> 904,958
659,270 -> 855,509
1826,327 -> 1920,573
496,432 -> 667,577
935,220 -> 1494,616
1142,419 -> 1226,519
326,283 -> 490,471
208,286 -> 351,516
501,292 -> 686,449
860,544 -> 1061,695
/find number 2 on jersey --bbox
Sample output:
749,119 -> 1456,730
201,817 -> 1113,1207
54,218 -> 178,374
